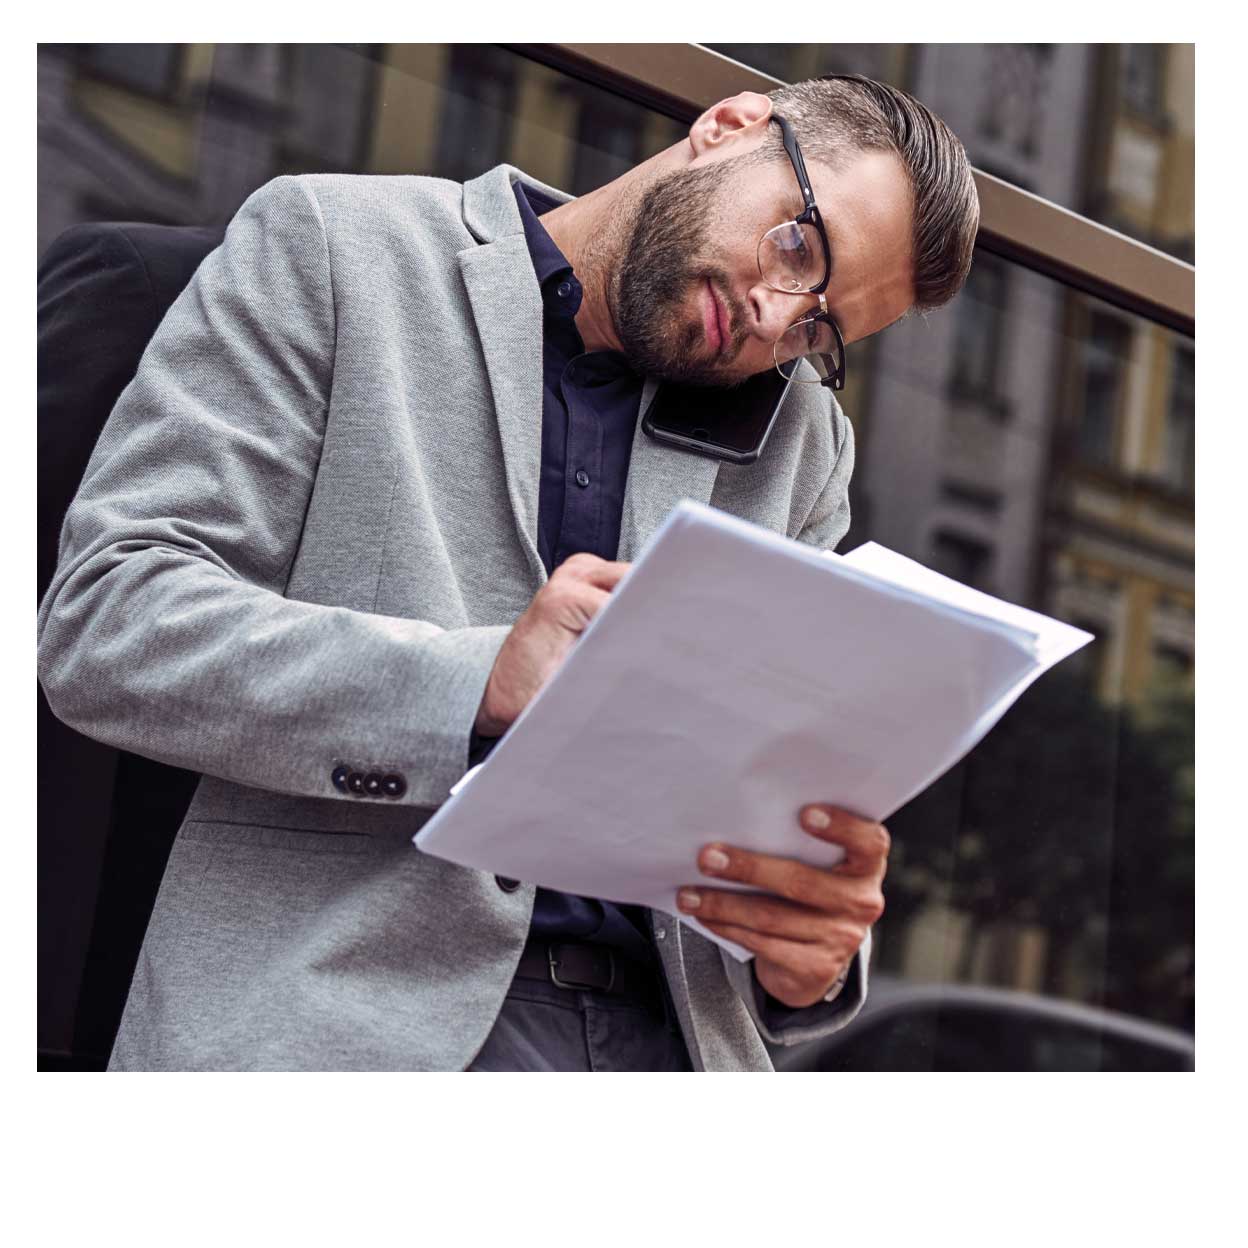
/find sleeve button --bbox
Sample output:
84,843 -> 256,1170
381,773 -> 407,799
363,772 -> 384,797
346,771 -> 366,794
331,765 -> 351,793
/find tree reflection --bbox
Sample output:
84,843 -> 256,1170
880,668 -> 1194,1031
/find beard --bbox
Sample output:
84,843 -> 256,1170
608,161 -> 752,388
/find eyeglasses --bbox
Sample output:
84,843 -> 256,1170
758,114 -> 846,391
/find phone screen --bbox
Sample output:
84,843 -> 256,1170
643,364 -> 795,460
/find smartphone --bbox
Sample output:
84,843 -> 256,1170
641,361 -> 797,465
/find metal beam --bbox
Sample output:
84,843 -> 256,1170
509,42 -> 1194,338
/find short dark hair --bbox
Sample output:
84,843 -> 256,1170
759,73 -> 980,317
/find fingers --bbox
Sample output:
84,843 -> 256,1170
556,552 -> 631,591
676,884 -> 859,945
796,805 -> 891,880
693,920 -> 815,967
690,841 -> 885,925
570,583 -> 612,625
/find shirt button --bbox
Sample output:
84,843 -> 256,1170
556,280 -> 573,298
575,469 -> 591,488
656,927 -> 666,941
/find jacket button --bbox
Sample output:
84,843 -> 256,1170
495,875 -> 520,893
331,764 -> 351,793
346,771 -> 366,794
381,773 -> 407,799
363,772 -> 383,797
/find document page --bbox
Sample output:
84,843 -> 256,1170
415,501 -> 1092,960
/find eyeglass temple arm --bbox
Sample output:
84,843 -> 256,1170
770,114 -> 816,208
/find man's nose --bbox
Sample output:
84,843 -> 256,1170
747,280 -> 818,344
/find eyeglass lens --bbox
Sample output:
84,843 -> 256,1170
759,221 -> 826,294
774,318 -> 841,384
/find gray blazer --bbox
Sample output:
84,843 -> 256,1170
37,164 -> 869,1071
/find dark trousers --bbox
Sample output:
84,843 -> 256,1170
469,974 -> 694,1071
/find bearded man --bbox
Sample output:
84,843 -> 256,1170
37,73 -> 979,1071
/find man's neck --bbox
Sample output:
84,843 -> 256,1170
537,185 -> 624,355
521,140 -> 688,357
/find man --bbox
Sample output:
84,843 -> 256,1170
37,74 -> 979,1070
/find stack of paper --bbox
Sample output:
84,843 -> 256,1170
415,500 -> 1092,960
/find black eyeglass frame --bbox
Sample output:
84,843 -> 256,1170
765,113 -> 847,392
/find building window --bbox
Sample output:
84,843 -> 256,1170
1120,44 -> 1167,123
1077,311 -> 1132,469
978,44 -> 1055,159
1160,346 -> 1195,494
434,45 -> 518,185
950,252 -> 1009,411
941,480 -> 1004,516
930,529 -> 994,590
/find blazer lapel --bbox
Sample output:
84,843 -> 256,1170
617,379 -> 721,562
457,232 -> 547,587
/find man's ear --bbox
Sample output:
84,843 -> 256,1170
688,91 -> 774,159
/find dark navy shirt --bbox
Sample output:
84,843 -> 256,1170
475,181 -> 653,965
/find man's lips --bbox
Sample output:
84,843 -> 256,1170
703,280 -> 729,356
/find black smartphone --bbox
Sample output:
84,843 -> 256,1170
641,361 -> 797,465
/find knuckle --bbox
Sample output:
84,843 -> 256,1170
538,580 -> 572,611
777,864 -> 807,903
870,822 -> 892,858
817,949 -> 844,982
852,888 -> 885,925
834,918 -> 865,955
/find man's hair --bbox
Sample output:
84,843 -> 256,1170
757,73 -> 980,318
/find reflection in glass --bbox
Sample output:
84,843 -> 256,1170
706,42 -> 1195,265
855,258 -> 1193,1034
1162,347 -> 1195,495
1078,311 -> 1132,468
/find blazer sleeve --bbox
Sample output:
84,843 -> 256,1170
37,176 -> 509,809
717,397 -> 872,1046
797,393 -> 856,553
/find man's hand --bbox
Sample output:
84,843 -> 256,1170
475,553 -> 630,737
676,805 -> 889,1009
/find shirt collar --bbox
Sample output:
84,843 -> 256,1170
513,180 -> 576,290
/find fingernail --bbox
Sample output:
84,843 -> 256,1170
804,808 -> 832,830
702,848 -> 730,873
677,888 -> 701,910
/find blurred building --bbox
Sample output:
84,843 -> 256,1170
1044,46 -> 1195,709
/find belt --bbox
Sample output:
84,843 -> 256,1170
515,939 -> 662,1005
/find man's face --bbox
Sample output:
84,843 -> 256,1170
609,141 -> 916,387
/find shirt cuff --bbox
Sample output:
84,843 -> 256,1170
720,928 -> 872,1048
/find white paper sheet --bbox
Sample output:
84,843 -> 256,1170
414,501 -> 1092,960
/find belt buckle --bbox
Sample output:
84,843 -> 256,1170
548,943 -> 616,993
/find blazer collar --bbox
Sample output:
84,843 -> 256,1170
457,165 -> 720,580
